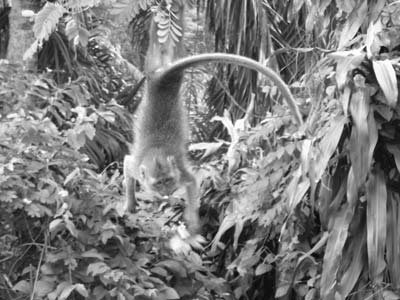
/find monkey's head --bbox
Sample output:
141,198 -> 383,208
139,154 -> 181,196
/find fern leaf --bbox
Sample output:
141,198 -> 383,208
110,0 -> 153,22
33,3 -> 66,47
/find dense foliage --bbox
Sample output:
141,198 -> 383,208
2,0 -> 400,300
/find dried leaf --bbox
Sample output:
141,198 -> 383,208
366,169 -> 387,281
372,60 -> 398,107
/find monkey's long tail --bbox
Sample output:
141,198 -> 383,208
160,53 -> 303,126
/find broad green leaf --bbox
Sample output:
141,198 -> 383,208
87,262 -> 110,276
366,169 -> 387,281
35,279 -> 55,297
275,284 -> 290,298
49,218 -> 63,232
320,200 -> 355,299
387,193 -> 400,289
338,223 -> 366,298
48,281 -> 70,300
383,290 -> 400,300
158,287 -> 180,300
156,260 -> 187,277
58,283 -> 75,300
373,60 -> 398,107
366,21 -> 384,58
313,115 -> 347,182
151,266 -> 168,278
211,213 -> 237,252
12,280 -> 31,293
81,249 -> 106,260
74,284 -> 89,298
349,76 -> 374,188
255,263 -> 272,276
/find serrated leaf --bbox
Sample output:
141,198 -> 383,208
373,60 -> 398,107
366,169 -> 387,281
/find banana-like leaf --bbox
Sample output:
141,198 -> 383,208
387,192 -> 400,289
338,1 -> 368,49
338,217 -> 367,298
349,76 -> 378,188
320,188 -> 356,299
366,169 -> 387,281
372,60 -> 398,107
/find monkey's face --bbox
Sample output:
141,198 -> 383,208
140,155 -> 180,196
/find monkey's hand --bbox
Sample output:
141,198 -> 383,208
169,223 -> 206,255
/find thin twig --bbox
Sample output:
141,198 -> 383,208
30,233 -> 47,300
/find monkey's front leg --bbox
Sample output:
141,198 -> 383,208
123,155 -> 137,213
182,173 -> 200,234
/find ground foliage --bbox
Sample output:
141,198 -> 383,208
2,0 -> 400,300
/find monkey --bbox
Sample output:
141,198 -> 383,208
123,52 -> 303,234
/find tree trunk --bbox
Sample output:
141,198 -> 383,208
6,0 -> 38,63
0,0 -> 11,58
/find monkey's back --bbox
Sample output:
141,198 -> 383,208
133,72 -> 189,162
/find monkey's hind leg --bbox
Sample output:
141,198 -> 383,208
123,155 -> 137,213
